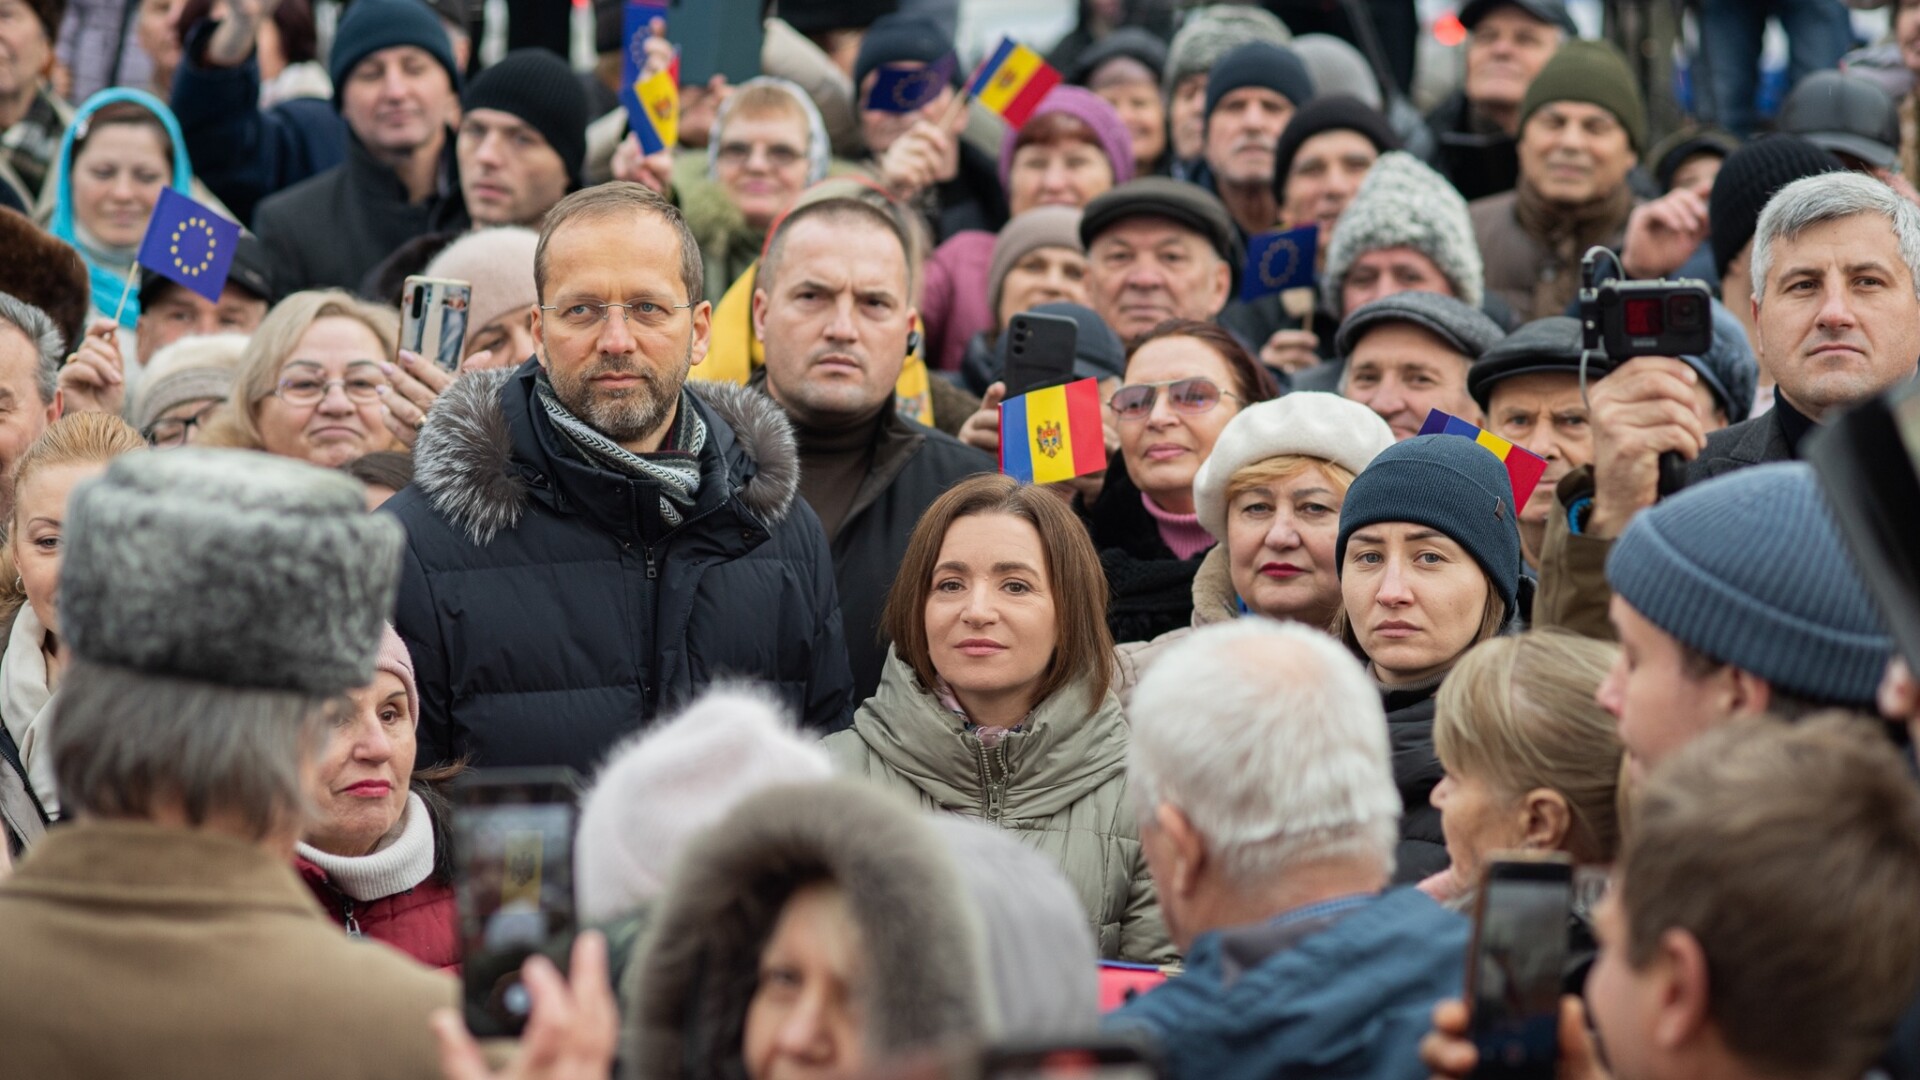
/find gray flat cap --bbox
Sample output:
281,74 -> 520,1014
1335,290 -> 1507,360
61,449 -> 404,695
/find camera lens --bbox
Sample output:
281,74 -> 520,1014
1668,294 -> 1706,330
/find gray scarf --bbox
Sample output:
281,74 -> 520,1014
535,372 -> 707,528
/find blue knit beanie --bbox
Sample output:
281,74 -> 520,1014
329,0 -> 463,110
1605,463 -> 1891,706
1336,435 -> 1523,622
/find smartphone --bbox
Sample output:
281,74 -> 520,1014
1002,312 -> 1079,398
979,1038 -> 1167,1080
451,768 -> 581,1038
1464,853 -> 1574,1080
400,275 -> 472,374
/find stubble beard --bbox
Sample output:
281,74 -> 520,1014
553,344 -> 693,444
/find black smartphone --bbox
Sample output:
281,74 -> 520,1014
1002,312 -> 1079,398
400,275 -> 472,373
451,768 -> 581,1039
979,1038 -> 1167,1080
1464,854 -> 1574,1080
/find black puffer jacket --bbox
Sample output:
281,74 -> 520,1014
387,363 -> 853,773
1384,686 -> 1448,886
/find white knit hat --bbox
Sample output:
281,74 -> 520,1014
572,685 -> 833,923
1193,392 -> 1396,540
422,226 -> 538,350
1322,151 -> 1484,314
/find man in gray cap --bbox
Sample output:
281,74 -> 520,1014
0,449 -> 454,1075
1079,177 -> 1239,344
1334,291 -> 1505,440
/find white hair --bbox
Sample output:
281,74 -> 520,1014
1750,171 -> 1920,304
1127,619 -> 1401,885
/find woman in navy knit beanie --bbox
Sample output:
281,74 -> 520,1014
1333,433 -> 1525,885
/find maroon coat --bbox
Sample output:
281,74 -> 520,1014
296,858 -> 461,970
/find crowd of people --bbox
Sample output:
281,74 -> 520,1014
1,0 -> 1919,1077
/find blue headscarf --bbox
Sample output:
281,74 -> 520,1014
48,88 -> 195,331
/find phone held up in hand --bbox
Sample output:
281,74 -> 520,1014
451,767 -> 581,1039
1463,853 -> 1575,1080
400,275 -> 472,374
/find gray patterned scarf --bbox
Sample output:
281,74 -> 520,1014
535,371 -> 706,527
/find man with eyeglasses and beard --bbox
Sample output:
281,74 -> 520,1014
386,182 -> 853,774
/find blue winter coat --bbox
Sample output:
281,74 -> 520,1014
1104,888 -> 1467,1080
386,362 -> 854,773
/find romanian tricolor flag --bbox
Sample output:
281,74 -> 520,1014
1418,410 -> 1549,503
1000,377 -> 1105,484
624,66 -> 678,155
967,37 -> 1062,128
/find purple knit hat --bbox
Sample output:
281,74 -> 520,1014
997,85 -> 1136,193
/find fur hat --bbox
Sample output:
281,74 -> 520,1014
0,210 -> 90,356
1164,4 -> 1291,103
1323,151 -> 1484,313
1193,392 -> 1396,539
572,685 -> 833,923
61,449 -> 404,695
423,226 -> 537,354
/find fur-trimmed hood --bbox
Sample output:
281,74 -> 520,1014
626,781 -> 992,1080
411,366 -> 802,545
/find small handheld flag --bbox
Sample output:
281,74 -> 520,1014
866,54 -> 958,114
966,37 -> 1062,128
623,66 -> 679,155
135,187 -> 239,305
1000,377 -> 1106,485
1418,409 -> 1549,504
620,1 -> 668,91
1239,224 -> 1318,303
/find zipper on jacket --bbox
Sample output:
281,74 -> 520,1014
644,547 -> 657,580
341,897 -> 362,938
976,740 -> 1007,822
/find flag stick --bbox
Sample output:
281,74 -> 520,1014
109,263 -> 140,330
937,82 -> 971,131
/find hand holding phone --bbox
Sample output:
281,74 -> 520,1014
1463,854 -> 1574,1080
400,276 -> 473,374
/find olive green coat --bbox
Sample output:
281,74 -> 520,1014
826,651 -> 1176,964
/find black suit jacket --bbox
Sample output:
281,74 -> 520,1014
1685,408 -> 1794,486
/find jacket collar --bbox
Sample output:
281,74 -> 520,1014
4,819 -> 319,917
850,649 -> 1130,819
344,131 -> 468,228
412,362 -> 801,545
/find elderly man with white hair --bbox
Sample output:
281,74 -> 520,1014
1106,619 -> 1467,1080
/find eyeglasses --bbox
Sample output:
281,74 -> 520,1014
539,298 -> 693,333
714,141 -> 805,169
274,371 -> 385,406
143,404 -> 218,447
1108,377 -> 1240,421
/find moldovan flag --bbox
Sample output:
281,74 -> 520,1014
967,37 -> 1062,127
136,187 -> 239,304
1418,409 -> 1549,503
1000,377 -> 1105,484
626,67 -> 678,154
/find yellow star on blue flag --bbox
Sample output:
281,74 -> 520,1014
865,54 -> 957,114
1240,223 -> 1318,303
136,188 -> 240,304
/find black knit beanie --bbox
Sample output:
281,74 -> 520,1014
1707,134 -> 1844,278
779,0 -> 898,37
1271,95 -> 1400,201
463,48 -> 591,185
1337,434 -> 1523,624
1205,42 -> 1316,121
852,13 -> 954,94
1518,39 -> 1647,154
329,0 -> 462,110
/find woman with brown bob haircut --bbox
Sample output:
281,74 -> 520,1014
827,473 -> 1174,964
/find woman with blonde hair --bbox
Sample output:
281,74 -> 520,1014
827,473 -> 1173,963
1427,629 -> 1625,904
0,413 -> 148,850
197,290 -> 399,467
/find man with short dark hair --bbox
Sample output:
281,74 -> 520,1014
388,183 -> 853,772
752,197 -> 991,698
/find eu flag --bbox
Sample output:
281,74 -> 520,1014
1239,224 -> 1318,303
136,188 -> 239,304
621,1 -> 668,91
865,54 -> 957,114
